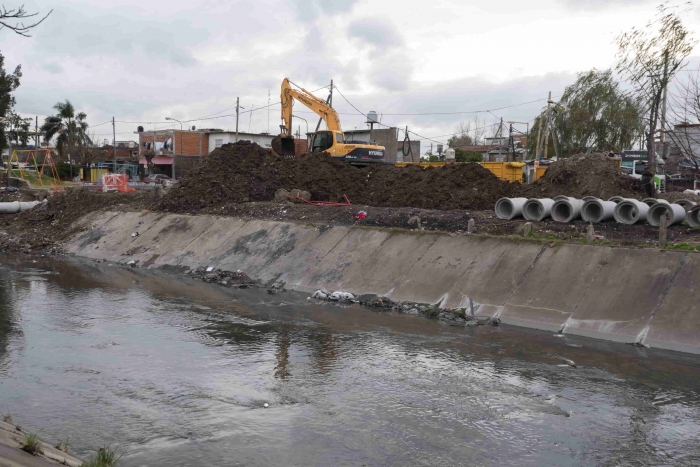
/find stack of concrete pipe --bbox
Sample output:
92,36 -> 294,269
494,196 -> 696,226
0,201 -> 40,214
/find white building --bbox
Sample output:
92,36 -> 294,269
207,131 -> 275,153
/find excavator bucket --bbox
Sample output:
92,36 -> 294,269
271,136 -> 296,158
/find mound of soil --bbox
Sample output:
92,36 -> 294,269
158,141 -> 518,213
0,188 -> 149,253
518,153 -> 643,200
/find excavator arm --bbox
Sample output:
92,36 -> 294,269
273,78 -> 342,157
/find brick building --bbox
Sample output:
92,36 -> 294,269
137,130 -> 210,178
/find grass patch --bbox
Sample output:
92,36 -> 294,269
423,306 -> 441,319
83,446 -> 123,467
452,308 -> 467,319
2,412 -> 11,424
666,242 -> 700,251
21,433 -> 43,456
55,436 -> 70,452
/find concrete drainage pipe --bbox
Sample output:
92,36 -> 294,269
582,196 -> 599,202
0,201 -> 40,214
647,203 -> 686,227
641,198 -> 670,207
608,196 -> 624,204
674,199 -> 697,210
552,195 -> 569,202
551,198 -> 585,223
581,199 -> 617,223
613,199 -> 650,224
687,206 -> 700,227
523,198 -> 555,222
494,197 -> 528,220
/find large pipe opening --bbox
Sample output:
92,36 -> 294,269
524,202 -> 543,220
552,202 -> 572,222
616,202 -> 638,223
583,203 -> 602,222
495,199 -> 513,219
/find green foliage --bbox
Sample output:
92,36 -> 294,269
21,433 -> 42,456
454,148 -> 483,162
0,52 -> 30,154
40,100 -> 93,162
43,162 -> 72,180
423,306 -> 441,318
83,446 -> 122,467
528,69 -> 644,157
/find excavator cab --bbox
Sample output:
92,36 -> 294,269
310,131 -> 336,153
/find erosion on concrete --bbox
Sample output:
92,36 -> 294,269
62,211 -> 700,355
0,419 -> 82,466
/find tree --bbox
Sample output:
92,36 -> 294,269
448,122 -> 473,148
0,5 -> 52,37
41,100 -> 93,162
527,69 -> 645,158
0,51 -> 28,156
455,148 -> 483,162
667,70 -> 700,172
615,2 -> 697,184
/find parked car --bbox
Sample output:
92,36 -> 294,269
145,174 -> 171,184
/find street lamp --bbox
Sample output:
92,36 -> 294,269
165,117 -> 182,180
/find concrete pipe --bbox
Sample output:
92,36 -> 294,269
614,199 -> 650,224
552,195 -> 569,202
551,198 -> 585,223
494,197 -> 528,220
674,199 -> 697,210
582,196 -> 599,202
581,199 -> 617,223
647,203 -> 686,227
0,201 -> 40,214
687,206 -> 700,227
523,198 -> 555,222
608,196 -> 624,204
641,198 -> 670,207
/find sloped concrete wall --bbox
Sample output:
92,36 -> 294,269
64,212 -> 698,354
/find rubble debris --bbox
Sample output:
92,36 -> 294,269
189,267 -> 259,287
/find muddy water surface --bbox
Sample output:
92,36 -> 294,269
1,255 -> 699,466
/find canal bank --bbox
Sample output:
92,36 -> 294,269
62,211 -> 699,354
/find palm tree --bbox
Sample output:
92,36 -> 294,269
41,100 -> 92,161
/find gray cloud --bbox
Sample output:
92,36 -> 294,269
348,17 -> 403,48
290,0 -> 360,21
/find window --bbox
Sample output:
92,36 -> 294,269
312,132 -> 333,152
215,139 -> 224,149
336,133 -> 344,144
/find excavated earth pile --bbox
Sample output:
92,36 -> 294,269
519,153 -> 643,200
158,141 -> 519,212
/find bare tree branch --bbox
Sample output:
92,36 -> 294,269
0,5 -> 52,37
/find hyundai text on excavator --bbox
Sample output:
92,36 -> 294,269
271,78 -> 386,164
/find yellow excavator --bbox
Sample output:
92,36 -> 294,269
271,78 -> 386,164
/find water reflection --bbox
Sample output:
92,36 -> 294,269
0,255 -> 699,466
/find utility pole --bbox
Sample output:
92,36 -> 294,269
313,79 -> 334,135
35,116 -> 38,148
235,97 -> 240,142
112,117 -> 117,174
509,122 -> 515,162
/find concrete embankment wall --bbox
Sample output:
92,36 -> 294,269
64,211 -> 699,354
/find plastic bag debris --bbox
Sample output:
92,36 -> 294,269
355,211 -> 367,220
206,266 -> 214,272
131,232 -> 139,237
329,291 -> 355,302
312,290 -> 329,300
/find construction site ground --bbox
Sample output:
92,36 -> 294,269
2,141 -> 700,254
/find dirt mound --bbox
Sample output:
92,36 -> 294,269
158,141 -> 518,212
658,191 -> 700,204
518,153 -> 643,200
0,188 -> 149,253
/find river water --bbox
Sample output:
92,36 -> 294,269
1,255 -> 700,466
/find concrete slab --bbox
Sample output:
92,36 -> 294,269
563,248 -> 685,343
335,231 -> 438,296
445,239 -> 545,313
296,227 -> 391,293
499,244 -> 613,331
157,216 -> 250,270
645,253 -> 700,354
387,235 -> 487,305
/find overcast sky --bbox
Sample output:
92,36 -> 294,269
4,0 -> 700,152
